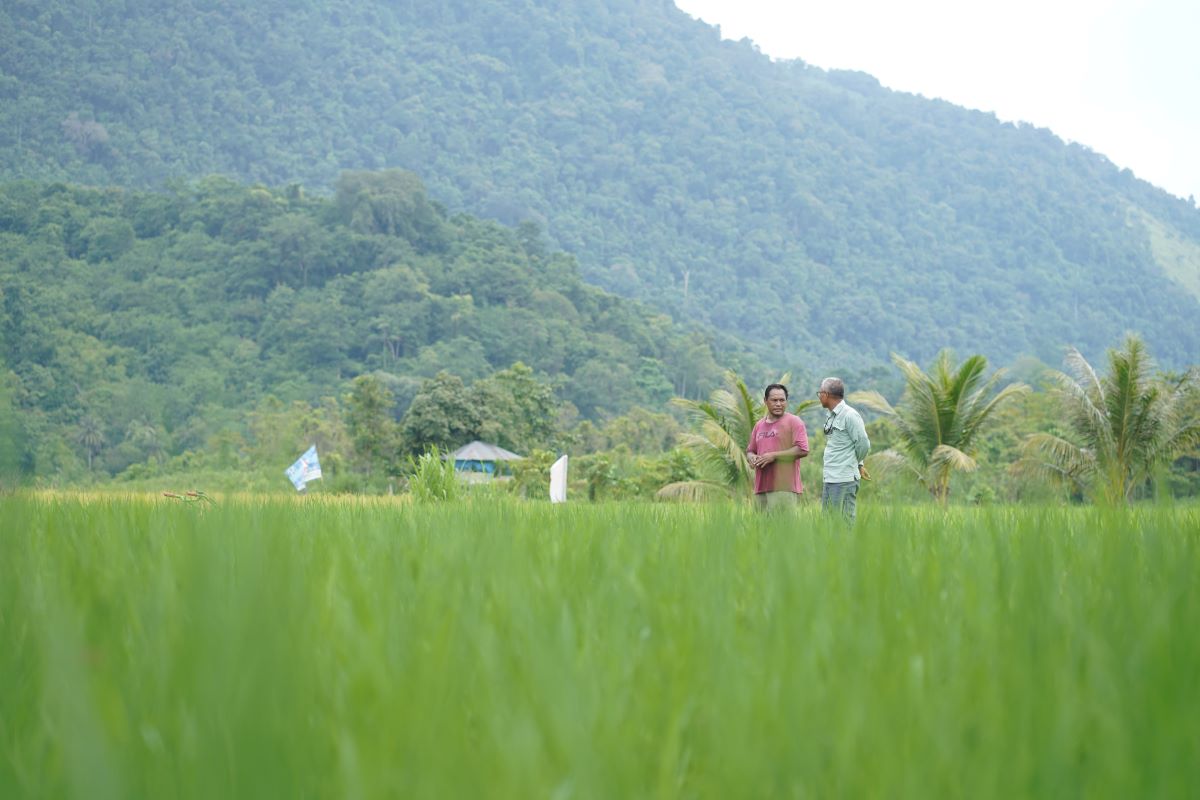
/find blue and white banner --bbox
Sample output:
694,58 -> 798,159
285,445 -> 322,491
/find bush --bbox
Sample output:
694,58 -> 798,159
407,447 -> 459,503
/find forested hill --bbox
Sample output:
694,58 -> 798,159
0,174 -> 731,477
2,0 -> 1199,366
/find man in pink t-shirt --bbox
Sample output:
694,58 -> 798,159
746,383 -> 810,511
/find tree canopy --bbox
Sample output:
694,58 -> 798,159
854,351 -> 1030,503
1,0 -> 1198,369
1015,336 -> 1200,504
0,174 -> 727,480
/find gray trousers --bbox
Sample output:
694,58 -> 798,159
754,491 -> 800,512
822,480 -> 859,523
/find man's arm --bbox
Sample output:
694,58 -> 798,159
850,412 -> 871,463
794,419 -> 810,460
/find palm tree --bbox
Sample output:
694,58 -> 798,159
852,351 -> 1029,504
1014,335 -> 1200,504
657,371 -> 816,501
126,418 -> 166,463
74,414 -> 107,471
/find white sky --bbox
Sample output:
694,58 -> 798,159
674,0 -> 1200,203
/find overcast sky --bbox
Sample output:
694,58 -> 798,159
674,0 -> 1200,204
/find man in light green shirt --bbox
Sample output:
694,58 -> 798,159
817,377 -> 870,523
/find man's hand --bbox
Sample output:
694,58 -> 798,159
748,452 -> 777,468
859,463 -> 871,481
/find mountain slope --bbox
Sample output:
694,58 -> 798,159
2,0 -> 1198,366
0,174 -> 731,477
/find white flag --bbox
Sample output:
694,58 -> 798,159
549,455 -> 568,503
285,445 -> 322,491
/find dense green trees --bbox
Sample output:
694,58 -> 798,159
473,363 -> 559,454
1015,336 -> 1200,504
0,175 -> 727,483
2,0 -> 1198,370
0,355 -> 26,487
853,352 -> 1030,503
397,363 -> 561,458
346,375 -> 399,477
399,373 -> 482,458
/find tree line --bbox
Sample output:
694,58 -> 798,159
1,172 -> 1195,501
0,173 -> 734,486
663,337 -> 1198,506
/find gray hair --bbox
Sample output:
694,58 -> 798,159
820,377 -> 845,398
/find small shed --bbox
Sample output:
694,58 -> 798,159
447,441 -> 524,475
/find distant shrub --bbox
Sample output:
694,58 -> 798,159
407,447 -> 459,503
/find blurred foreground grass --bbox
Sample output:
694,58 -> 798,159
1,494 -> 1198,798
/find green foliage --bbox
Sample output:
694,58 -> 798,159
245,396 -> 348,486
2,0 -> 1199,369
576,447 -> 702,502
854,351 -> 1030,503
572,407 -> 683,455
345,374 -> 398,476
583,454 -> 620,501
1168,380 -> 1200,497
334,170 -> 447,249
0,366 -> 26,488
659,370 -> 764,501
0,176 -> 727,481
472,362 -> 558,454
0,174 -> 1194,501
398,372 -> 483,457
80,216 -> 134,262
406,447 -> 460,503
4,495 -> 1200,797
957,392 -> 1072,504
1016,335 -> 1200,504
507,448 -> 560,500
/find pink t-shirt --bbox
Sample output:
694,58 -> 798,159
747,413 -> 809,494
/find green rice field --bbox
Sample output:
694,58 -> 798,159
2,494 -> 1198,798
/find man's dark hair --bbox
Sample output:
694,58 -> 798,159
764,383 -> 789,400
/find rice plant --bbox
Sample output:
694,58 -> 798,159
1,494 -> 1197,798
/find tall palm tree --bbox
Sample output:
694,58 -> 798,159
658,371 -> 816,501
1014,335 -> 1200,504
853,351 -> 1029,504
74,414 -> 107,471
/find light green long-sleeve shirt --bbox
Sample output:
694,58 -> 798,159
822,400 -> 870,483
